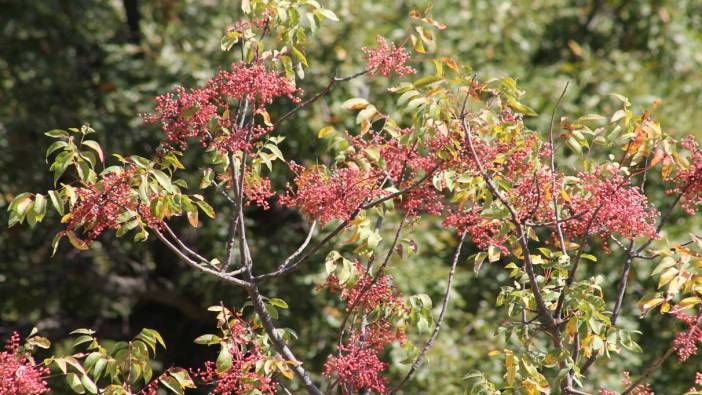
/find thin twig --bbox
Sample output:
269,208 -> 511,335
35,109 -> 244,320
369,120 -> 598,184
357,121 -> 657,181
278,221 -> 318,271
152,228 -> 251,288
391,231 -> 467,393
621,347 -> 676,395
274,70 -> 368,128
461,117 -> 560,338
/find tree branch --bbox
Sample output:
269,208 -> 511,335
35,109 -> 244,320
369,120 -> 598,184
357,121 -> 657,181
152,228 -> 251,288
461,117 -> 560,338
274,70 -> 368,128
392,231 -> 466,393
621,346 -> 676,395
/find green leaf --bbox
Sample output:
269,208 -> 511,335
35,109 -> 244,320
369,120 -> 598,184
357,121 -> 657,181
33,193 -> 47,222
81,374 -> 98,394
48,190 -> 64,215
168,367 -> 195,389
66,230 -> 90,251
216,346 -> 233,373
487,245 -> 501,263
196,200 -> 215,219
66,373 -> 85,394
152,170 -> 176,193
341,98 -> 369,111
315,8 -> 339,21
566,136 -> 583,154
45,129 -> 69,139
93,358 -> 107,381
46,140 -> 68,160
474,252 -> 487,273
81,140 -> 104,165
27,336 -> 51,349
141,328 -> 166,349
291,46 -> 308,67
161,376 -> 184,395
73,335 -> 95,348
193,334 -> 221,345
269,298 -> 289,309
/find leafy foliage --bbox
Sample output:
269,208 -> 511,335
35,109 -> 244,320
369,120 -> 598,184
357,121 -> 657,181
3,0 -> 702,394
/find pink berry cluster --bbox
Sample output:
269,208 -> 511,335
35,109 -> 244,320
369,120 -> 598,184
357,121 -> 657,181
671,307 -> 702,362
193,315 -> 276,395
280,164 -> 381,226
143,61 -> 301,153
564,170 -> 659,241
322,264 -> 407,394
362,36 -> 415,77
243,175 -> 274,210
340,263 -> 407,315
689,372 -> 702,393
67,167 -> 159,241
443,206 -> 507,253
0,333 -> 50,395
509,168 -> 564,223
323,336 -> 388,393
209,62 -> 301,108
142,86 -> 218,150
136,378 -> 160,395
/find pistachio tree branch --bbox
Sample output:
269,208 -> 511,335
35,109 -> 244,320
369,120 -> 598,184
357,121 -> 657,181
161,222 -> 215,269
152,228 -> 251,288
243,270 -> 323,395
336,214 -> 407,346
276,220 -> 318,272
256,168 -> 437,281
392,231 -> 467,393
461,117 -> 560,338
274,69 -> 369,128
621,346 -> 676,395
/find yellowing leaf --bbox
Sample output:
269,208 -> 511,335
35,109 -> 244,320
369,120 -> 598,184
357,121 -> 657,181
658,267 -> 678,289
678,296 -> 701,309
318,126 -> 336,138
488,245 -> 501,263
341,98 -> 369,111
66,230 -> 89,250
639,297 -> 664,314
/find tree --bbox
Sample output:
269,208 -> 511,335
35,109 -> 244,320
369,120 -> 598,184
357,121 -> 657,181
4,1 -> 702,394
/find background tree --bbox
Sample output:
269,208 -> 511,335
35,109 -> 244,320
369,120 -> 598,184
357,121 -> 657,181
2,0 -> 702,393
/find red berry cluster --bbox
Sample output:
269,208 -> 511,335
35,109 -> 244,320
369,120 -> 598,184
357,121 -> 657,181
323,337 -> 388,394
362,36 -> 415,77
509,168 -> 564,223
444,206 -> 507,253
689,372 -> 702,393
340,263 -> 407,314
322,264 -> 407,394
671,307 -> 702,362
280,164 -> 381,226
142,85 -> 218,150
352,128 -> 443,217
143,61 -> 301,153
244,175 -> 274,210
68,168 -> 138,240
136,378 -> 160,395
564,169 -> 659,241
0,333 -> 50,395
209,62 -> 301,108
193,315 -> 276,395
599,371 -> 653,395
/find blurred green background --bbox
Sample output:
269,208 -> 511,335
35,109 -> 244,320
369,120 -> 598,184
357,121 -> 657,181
2,0 -> 702,393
